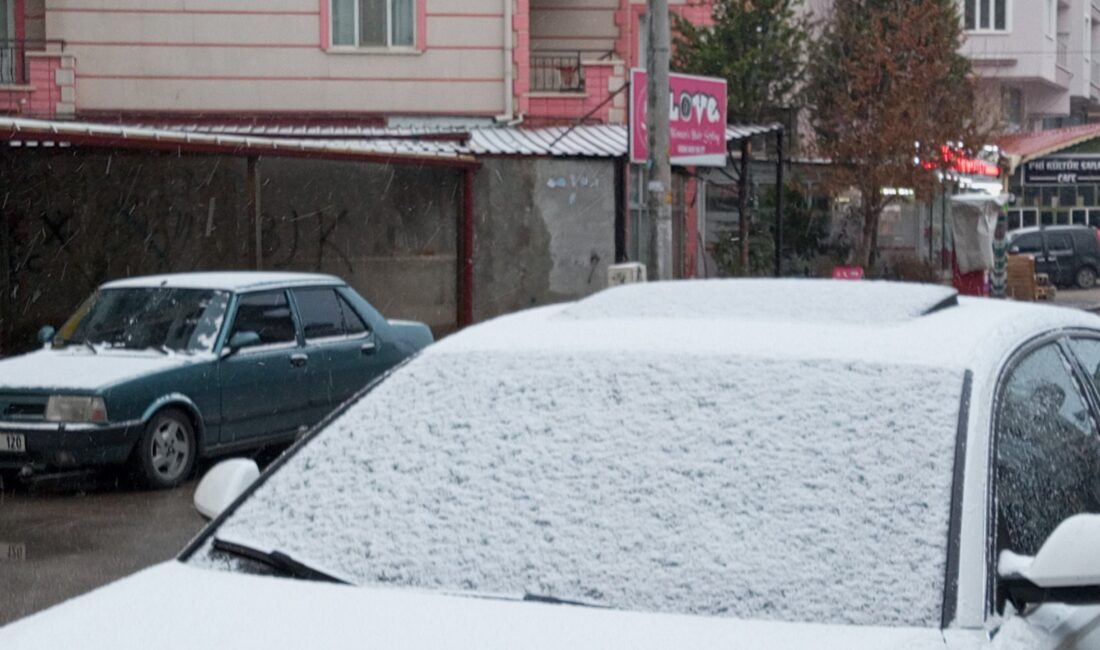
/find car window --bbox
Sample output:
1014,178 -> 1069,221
230,291 -> 297,345
337,295 -> 368,335
1070,338 -> 1100,394
294,288 -> 346,340
1010,232 -> 1042,254
994,343 -> 1100,560
1046,232 -> 1073,253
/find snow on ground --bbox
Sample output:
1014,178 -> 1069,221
196,349 -> 964,628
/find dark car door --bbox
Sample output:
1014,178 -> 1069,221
218,289 -> 311,444
1043,231 -> 1076,287
291,286 -> 388,423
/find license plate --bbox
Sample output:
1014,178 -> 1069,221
1,543 -> 26,561
0,433 -> 25,453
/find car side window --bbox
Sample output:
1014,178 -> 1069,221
1011,233 -> 1042,254
1046,233 -> 1073,254
994,343 -> 1100,559
337,295 -> 368,336
1071,337 -> 1100,387
230,291 -> 297,345
294,288 -> 346,340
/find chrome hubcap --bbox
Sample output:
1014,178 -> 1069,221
150,419 -> 189,481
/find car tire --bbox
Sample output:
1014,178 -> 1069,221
131,408 -> 197,489
1076,266 -> 1098,290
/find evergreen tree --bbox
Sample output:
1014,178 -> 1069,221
672,0 -> 809,125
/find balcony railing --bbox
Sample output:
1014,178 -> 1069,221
0,40 -> 56,86
529,50 -> 614,93
1057,32 -> 1070,68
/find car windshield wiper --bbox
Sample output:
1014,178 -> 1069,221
82,339 -> 98,355
522,593 -> 606,608
212,538 -> 349,584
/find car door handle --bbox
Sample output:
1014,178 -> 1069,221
290,353 -> 309,368
361,341 -> 377,356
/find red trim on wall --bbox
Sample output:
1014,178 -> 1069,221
426,12 -> 503,18
79,73 -> 504,83
67,41 -> 318,49
46,7 -> 319,15
319,0 -> 330,49
14,0 -> 26,40
416,0 -> 427,52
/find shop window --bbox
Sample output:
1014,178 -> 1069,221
1073,209 -> 1088,225
1040,211 -> 1055,226
1089,210 -> 1100,227
1022,210 -> 1038,228
1022,186 -> 1040,207
331,0 -> 415,48
1060,185 -> 1078,208
1080,185 -> 1096,207
1042,187 -> 1057,208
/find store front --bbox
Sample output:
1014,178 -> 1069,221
1001,123 -> 1100,232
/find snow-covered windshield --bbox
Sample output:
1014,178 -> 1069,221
56,288 -> 230,354
194,350 -> 965,627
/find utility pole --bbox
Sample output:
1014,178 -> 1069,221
646,0 -> 673,280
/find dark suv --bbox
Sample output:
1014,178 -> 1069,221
1007,225 -> 1100,289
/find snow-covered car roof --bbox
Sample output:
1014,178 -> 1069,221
443,279 -> 1100,375
185,280 -> 1100,630
100,271 -> 343,292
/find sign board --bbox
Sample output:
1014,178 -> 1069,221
630,69 -> 728,167
1023,156 -> 1100,185
832,266 -> 865,280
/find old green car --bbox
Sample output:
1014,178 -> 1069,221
0,272 -> 433,488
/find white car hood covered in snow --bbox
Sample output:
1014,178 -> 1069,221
0,349 -> 195,391
0,561 -> 948,650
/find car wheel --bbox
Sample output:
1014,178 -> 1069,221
131,408 -> 196,489
1076,266 -> 1098,290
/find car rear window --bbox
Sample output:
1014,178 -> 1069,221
194,350 -> 964,628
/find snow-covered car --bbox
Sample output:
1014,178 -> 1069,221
3,279 -> 1100,649
0,272 -> 433,488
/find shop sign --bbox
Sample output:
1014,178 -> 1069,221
630,69 -> 728,167
832,266 -> 864,280
1023,156 -> 1100,185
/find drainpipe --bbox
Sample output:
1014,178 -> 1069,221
497,0 -> 514,122
459,168 -> 475,328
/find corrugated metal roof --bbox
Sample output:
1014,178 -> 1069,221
1,117 -> 782,163
0,117 -> 477,166
466,123 -> 782,158
138,123 -> 472,139
998,122 -> 1100,172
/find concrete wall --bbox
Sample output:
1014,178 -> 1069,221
0,147 -> 461,353
473,156 -> 614,322
44,0 -> 507,116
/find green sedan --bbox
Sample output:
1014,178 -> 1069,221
0,272 -> 433,488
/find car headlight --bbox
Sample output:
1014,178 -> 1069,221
45,396 -> 109,423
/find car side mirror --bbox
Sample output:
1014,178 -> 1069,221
222,331 -> 261,358
1008,246 -> 1020,254
999,514 -> 1100,609
193,458 -> 260,520
37,326 -> 56,346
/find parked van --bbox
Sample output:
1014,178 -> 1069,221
1007,225 -> 1100,289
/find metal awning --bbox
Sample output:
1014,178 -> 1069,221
0,117 -> 479,168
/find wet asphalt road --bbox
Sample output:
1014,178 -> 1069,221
0,474 -> 207,626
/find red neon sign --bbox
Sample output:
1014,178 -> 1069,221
922,145 -> 1000,177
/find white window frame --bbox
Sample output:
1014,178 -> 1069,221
330,0 -> 416,50
963,0 -> 1012,34
1045,0 -> 1055,39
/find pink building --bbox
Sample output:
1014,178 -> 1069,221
0,0 -> 711,125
